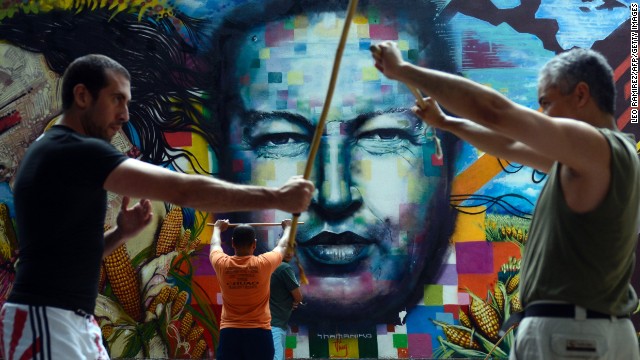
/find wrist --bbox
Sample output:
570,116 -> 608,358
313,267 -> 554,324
389,61 -> 413,82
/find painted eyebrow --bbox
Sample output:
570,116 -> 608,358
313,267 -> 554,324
347,108 -> 414,133
243,108 -> 414,134
244,110 -> 316,133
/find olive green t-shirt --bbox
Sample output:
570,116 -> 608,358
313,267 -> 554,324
269,262 -> 300,329
520,128 -> 640,315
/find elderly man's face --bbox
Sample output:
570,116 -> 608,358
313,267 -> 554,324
225,12 -> 450,318
0,44 -> 61,186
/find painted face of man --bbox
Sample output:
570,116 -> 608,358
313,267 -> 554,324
224,10 -> 453,320
0,44 -> 61,186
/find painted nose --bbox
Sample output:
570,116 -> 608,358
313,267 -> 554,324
313,133 -> 362,220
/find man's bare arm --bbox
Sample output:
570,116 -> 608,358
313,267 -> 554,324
372,42 -> 610,178
209,219 -> 228,254
413,97 -> 554,172
104,160 -> 314,214
273,219 -> 293,256
291,287 -> 303,308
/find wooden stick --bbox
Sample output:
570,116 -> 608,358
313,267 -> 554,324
287,0 -> 361,285
207,222 -> 304,227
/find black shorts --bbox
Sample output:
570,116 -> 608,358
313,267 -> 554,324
216,327 -> 274,360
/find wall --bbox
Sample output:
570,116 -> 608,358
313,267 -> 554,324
0,0 -> 636,358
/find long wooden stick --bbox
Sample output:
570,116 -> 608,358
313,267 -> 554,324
207,222 -> 304,227
287,0 -> 360,284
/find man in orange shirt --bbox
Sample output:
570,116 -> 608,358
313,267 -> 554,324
210,219 -> 293,360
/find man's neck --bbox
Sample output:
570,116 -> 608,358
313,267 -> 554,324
58,113 -> 86,135
579,107 -> 617,130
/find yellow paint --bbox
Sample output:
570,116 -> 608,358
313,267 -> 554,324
396,157 -> 409,177
313,18 -> 343,37
452,154 -> 503,196
451,207 -> 486,243
287,70 -> 304,85
359,159 -> 372,180
362,66 -> 380,81
328,337 -> 359,358
253,162 -> 276,184
201,212 -> 215,244
397,40 -> 409,51
259,48 -> 270,59
184,133 -> 210,174
353,14 -> 368,24
357,23 -> 370,38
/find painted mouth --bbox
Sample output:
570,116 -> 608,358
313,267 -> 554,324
298,231 -> 375,265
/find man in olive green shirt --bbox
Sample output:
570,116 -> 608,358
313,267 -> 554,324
371,44 -> 640,360
269,250 -> 302,360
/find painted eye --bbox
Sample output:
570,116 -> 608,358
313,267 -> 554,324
252,133 -> 308,146
249,132 -> 310,158
359,129 -> 407,141
355,128 -> 419,156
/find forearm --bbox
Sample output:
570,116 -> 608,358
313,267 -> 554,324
105,161 -> 296,214
291,288 -> 303,303
396,63 -> 513,129
103,227 -> 128,258
274,227 -> 292,254
442,116 -> 552,172
174,175 -> 283,213
210,229 -> 223,253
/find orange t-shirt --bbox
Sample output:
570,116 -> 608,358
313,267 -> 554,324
210,250 -> 283,329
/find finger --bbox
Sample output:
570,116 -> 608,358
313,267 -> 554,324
142,199 -> 152,214
121,196 -> 130,211
369,44 -> 381,57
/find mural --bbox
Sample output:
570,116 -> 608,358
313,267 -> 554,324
0,0 -> 637,358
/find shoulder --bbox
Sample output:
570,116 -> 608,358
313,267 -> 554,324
258,251 -> 283,267
210,249 -> 228,262
600,129 -> 639,164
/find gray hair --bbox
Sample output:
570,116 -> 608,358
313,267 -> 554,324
539,48 -> 615,115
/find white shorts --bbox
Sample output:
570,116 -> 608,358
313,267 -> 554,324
509,312 -> 640,360
0,302 -> 110,360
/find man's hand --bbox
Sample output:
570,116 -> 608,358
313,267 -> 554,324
413,97 -> 450,130
370,41 -> 407,80
214,219 -> 229,232
281,218 -> 293,230
116,197 -> 153,240
276,176 -> 314,214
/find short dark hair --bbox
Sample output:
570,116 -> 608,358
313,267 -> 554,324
61,54 -> 130,110
232,225 -> 256,248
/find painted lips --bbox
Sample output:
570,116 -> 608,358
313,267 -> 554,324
298,231 -> 375,265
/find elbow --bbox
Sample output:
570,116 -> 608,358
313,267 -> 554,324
476,97 -> 515,131
165,174 -> 196,207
